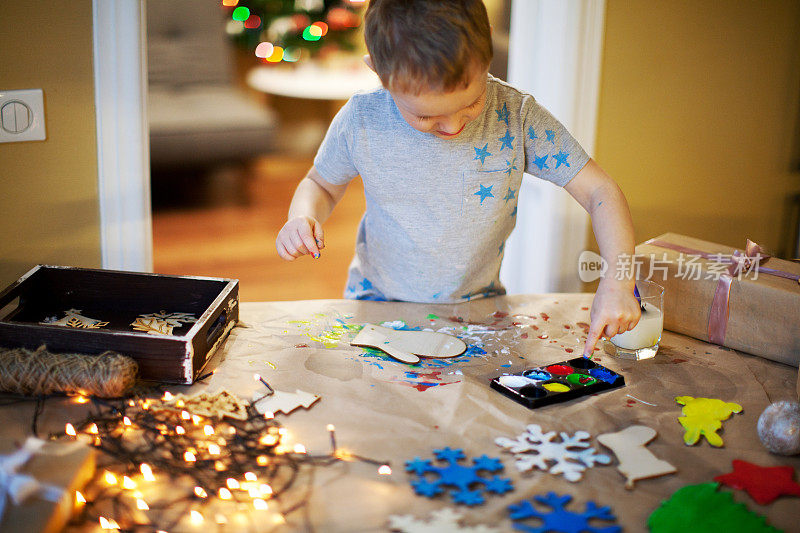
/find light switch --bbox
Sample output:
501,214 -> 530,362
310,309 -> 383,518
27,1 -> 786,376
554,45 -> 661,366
0,89 -> 46,143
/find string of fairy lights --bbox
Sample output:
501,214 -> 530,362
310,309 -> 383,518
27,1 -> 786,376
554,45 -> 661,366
1,375 -> 391,532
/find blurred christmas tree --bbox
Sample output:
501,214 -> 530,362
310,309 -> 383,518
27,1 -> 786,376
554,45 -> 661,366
224,0 -> 365,63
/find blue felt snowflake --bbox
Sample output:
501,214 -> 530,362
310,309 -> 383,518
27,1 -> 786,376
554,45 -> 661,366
508,493 -> 621,533
406,447 -> 513,506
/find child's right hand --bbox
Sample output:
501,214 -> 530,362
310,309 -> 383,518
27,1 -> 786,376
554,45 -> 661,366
276,216 -> 325,261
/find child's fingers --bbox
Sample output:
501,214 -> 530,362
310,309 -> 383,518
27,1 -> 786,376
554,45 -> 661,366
312,221 -> 325,249
276,241 -> 296,261
583,321 -> 605,356
288,232 -> 311,257
298,224 -> 320,258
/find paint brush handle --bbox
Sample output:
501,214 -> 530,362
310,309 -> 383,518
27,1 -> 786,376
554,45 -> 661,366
633,285 -> 645,311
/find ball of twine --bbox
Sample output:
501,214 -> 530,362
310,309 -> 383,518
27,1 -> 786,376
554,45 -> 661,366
0,345 -> 138,398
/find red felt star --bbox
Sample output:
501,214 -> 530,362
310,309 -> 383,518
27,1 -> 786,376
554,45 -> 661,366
714,459 -> 800,505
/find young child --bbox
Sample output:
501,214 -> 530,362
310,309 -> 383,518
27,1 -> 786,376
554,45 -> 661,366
276,0 -> 640,356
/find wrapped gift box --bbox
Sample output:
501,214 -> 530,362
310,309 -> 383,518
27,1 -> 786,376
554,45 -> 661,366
0,438 -> 95,533
635,233 -> 800,367
0,265 -> 239,384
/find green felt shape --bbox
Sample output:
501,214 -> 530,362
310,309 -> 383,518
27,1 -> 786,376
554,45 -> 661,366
647,482 -> 781,533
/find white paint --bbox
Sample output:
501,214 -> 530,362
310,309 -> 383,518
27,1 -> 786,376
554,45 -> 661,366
501,0 -> 606,293
93,0 -> 153,272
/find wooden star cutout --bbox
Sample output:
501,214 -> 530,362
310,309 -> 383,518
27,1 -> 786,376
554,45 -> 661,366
714,460 -> 800,505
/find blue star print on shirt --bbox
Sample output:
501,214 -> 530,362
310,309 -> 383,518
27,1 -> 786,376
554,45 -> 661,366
545,130 -> 556,144
553,150 -> 570,168
473,143 -> 492,164
499,130 -> 515,151
533,154 -> 549,170
510,205 -> 517,217
495,102 -> 510,125
498,242 -> 505,255
474,184 -> 494,204
528,126 -> 537,140
503,187 -> 516,203
503,158 -> 518,176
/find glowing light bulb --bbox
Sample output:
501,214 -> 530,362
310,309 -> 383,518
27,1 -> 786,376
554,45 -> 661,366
176,426 -> 185,435
136,498 -> 149,510
255,42 -> 274,59
88,423 -> 99,435
378,465 -> 392,475
74,395 -> 89,404
191,415 -> 202,425
266,46 -> 284,63
244,472 -> 257,481
204,425 -> 214,436
259,434 -> 278,446
190,510 -> 204,524
222,0 -> 238,6
312,21 -> 328,36
184,451 -> 196,462
65,423 -> 76,436
226,478 -> 240,490
176,399 -> 185,408
208,443 -> 221,455
99,517 -> 111,529
76,491 -> 86,504
244,15 -> 261,29
123,416 -> 132,426
122,476 -> 137,489
181,410 -> 191,420
162,391 -> 173,401
293,444 -> 307,454
104,471 -> 117,485
253,498 -> 268,510
231,6 -> 249,21
215,460 -> 226,471
194,486 -> 208,498
219,487 -> 232,500
257,455 -> 269,466
140,463 -> 155,482
259,484 -> 273,496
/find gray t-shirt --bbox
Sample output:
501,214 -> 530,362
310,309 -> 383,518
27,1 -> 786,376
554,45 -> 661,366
314,75 -> 589,303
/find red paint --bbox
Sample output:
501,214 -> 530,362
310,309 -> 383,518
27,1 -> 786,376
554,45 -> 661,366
531,325 -> 539,330
577,322 -> 590,333
546,364 -> 574,375
581,306 -> 589,311
448,316 -> 463,323
295,343 -> 310,348
521,333 -> 529,339
565,348 -> 574,353
672,358 -> 687,364
540,312 -> 550,321
538,334 -> 549,340
550,340 -> 557,344
493,311 -> 509,318
564,324 -> 571,329
511,321 -> 522,326
715,460 -> 800,505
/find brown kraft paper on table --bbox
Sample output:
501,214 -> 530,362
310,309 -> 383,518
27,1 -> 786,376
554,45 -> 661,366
635,233 -> 800,368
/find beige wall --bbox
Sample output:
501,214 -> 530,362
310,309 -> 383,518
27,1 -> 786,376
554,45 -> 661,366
593,0 -> 800,257
0,1 -> 101,287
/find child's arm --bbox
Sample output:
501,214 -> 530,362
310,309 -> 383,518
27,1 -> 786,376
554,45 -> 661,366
564,159 -> 642,356
276,166 -> 348,261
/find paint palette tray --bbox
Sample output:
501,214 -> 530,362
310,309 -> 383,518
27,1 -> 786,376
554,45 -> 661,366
490,356 -> 625,409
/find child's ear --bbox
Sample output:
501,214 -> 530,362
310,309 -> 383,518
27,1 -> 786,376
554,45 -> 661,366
363,54 -> 376,72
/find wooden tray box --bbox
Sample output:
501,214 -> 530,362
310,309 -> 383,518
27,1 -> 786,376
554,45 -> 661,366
0,265 -> 239,384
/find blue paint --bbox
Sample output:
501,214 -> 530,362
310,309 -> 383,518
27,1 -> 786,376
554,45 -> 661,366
523,369 -> 551,381
588,367 -> 619,384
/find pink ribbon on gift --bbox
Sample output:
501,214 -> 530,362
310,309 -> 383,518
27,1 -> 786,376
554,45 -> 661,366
645,238 -> 800,345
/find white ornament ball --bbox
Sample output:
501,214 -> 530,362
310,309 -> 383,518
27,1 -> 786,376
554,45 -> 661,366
757,401 -> 800,455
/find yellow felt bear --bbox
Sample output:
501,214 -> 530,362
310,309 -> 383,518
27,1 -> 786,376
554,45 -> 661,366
675,396 -> 743,447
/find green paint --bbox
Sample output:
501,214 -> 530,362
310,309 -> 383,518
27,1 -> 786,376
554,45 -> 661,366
426,314 -> 440,320
648,483 -> 781,533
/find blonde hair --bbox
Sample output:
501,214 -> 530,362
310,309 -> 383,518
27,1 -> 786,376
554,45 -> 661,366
364,0 -> 493,94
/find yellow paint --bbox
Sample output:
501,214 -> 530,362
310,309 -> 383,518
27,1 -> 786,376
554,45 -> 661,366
675,396 -> 743,447
543,383 -> 570,393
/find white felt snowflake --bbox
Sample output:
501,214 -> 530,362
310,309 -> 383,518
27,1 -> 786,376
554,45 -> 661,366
253,389 -> 320,415
388,508 -> 500,533
495,424 -> 611,482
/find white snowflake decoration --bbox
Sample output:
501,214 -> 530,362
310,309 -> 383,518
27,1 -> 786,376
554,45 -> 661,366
388,508 -> 500,533
253,389 -> 320,416
495,424 -> 611,482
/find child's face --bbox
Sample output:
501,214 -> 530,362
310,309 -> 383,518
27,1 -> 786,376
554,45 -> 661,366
389,68 -> 489,140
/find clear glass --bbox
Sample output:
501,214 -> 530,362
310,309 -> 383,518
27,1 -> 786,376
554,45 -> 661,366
604,279 -> 664,360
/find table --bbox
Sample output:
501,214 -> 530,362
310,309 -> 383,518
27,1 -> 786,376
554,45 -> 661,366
246,63 -> 381,101
4,294 -> 800,532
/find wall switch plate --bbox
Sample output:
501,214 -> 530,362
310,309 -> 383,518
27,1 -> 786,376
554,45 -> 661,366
0,89 -> 46,143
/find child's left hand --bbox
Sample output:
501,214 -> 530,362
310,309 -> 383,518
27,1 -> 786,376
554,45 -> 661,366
583,280 -> 642,356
